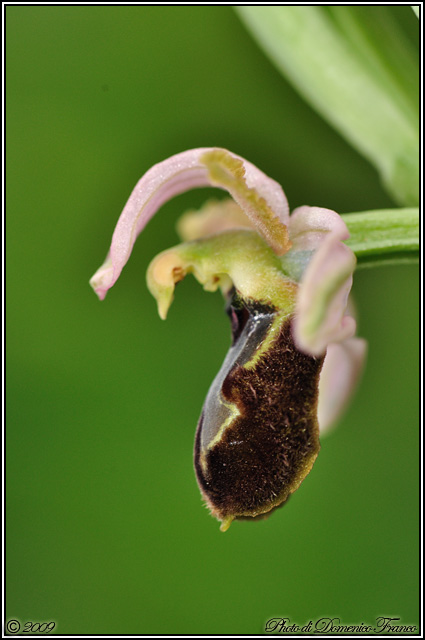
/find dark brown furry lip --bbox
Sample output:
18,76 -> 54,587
194,293 -> 324,529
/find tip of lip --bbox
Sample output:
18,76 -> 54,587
219,517 -> 233,532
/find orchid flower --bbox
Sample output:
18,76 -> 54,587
90,148 -> 367,531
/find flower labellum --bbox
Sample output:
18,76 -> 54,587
90,148 -> 366,530
194,291 -> 324,532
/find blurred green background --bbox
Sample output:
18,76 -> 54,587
6,6 -> 419,635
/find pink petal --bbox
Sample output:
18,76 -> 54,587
293,230 -> 357,356
176,199 -> 254,242
90,148 -> 290,299
318,338 -> 368,433
289,205 -> 349,251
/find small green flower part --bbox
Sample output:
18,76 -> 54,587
146,230 -> 297,321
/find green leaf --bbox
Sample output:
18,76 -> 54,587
236,6 -> 419,206
341,207 -> 419,268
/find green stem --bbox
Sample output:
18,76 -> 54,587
341,208 -> 419,268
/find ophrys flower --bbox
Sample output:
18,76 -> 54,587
90,148 -> 366,530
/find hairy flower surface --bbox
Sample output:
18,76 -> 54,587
91,148 -> 366,530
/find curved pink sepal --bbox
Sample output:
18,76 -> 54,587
293,227 -> 357,357
90,148 -> 289,299
318,338 -> 368,433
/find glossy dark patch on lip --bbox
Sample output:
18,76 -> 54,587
225,290 -> 273,346
194,316 -> 324,522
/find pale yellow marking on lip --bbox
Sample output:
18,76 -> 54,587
242,311 -> 288,371
205,400 -> 241,453
203,313 -> 291,460
199,398 -> 241,475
